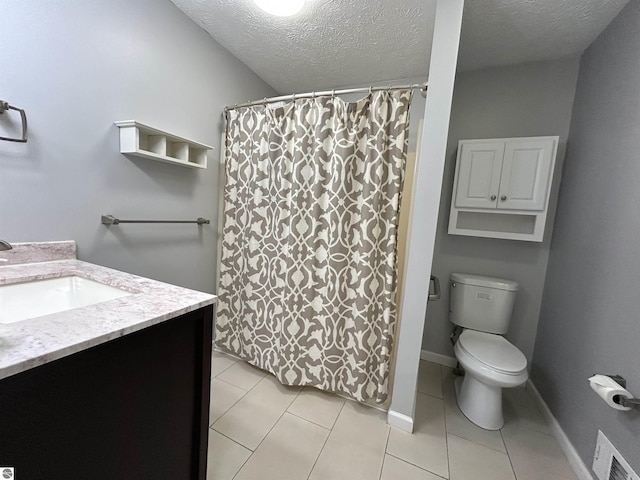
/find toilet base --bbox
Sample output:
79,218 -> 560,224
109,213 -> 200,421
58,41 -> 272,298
455,376 -> 504,430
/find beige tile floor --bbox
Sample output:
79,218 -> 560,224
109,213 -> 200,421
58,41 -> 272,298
207,350 -> 578,480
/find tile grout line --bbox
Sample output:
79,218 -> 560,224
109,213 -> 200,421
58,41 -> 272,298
384,452 -> 448,479
509,420 -> 556,438
215,366 -> 267,392
218,428 -> 253,480
416,389 -> 446,401
211,361 -> 237,379
285,385 -> 348,431
442,413 -> 511,454
213,377 -> 265,393
229,407 -> 298,480
416,362 -> 446,401
212,346 -> 243,362
508,388 -> 557,437
209,426 -> 253,453
244,381 -> 303,449
209,382 -> 249,427
306,398 -> 349,480
231,451 -> 252,480
210,374 -> 267,430
211,349 -> 239,377
441,365 -> 453,480
211,374 -> 297,444
379,424 -> 392,480
325,395 -> 348,431
447,431 -> 510,449
212,375 -> 251,392
229,382 -> 303,480
212,346 -> 255,480
286,409 -> 336,432
500,428 -> 519,480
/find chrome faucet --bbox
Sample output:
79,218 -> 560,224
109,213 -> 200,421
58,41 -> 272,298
0,240 -> 13,251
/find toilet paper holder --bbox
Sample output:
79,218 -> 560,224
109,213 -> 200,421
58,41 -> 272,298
596,374 -> 640,410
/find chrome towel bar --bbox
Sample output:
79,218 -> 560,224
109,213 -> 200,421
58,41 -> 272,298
0,99 -> 28,143
101,215 -> 210,226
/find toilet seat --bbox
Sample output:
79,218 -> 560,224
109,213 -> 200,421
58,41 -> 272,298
457,330 -> 527,375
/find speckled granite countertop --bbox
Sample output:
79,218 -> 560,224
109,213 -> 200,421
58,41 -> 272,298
0,241 -> 216,380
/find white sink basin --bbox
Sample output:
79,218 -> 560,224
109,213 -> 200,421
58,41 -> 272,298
0,276 -> 133,324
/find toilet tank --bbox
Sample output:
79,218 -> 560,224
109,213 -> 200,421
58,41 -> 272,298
449,273 -> 519,334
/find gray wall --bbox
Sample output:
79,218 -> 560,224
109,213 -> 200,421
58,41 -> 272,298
532,0 -> 640,472
422,59 -> 580,363
0,0 -> 276,292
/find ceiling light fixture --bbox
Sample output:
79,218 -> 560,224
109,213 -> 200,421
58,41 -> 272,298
253,0 -> 305,17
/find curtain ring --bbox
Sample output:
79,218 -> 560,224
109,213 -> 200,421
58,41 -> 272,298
331,89 -> 335,98
263,97 -> 267,105
368,86 -> 373,96
387,85 -> 391,93
312,91 -> 316,99
292,93 -> 296,102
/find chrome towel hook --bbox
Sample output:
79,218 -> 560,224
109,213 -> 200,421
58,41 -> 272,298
0,99 -> 28,143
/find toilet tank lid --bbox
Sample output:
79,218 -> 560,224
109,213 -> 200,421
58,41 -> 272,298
451,273 -> 519,291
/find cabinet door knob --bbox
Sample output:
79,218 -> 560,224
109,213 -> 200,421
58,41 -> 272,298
490,195 -> 497,200
501,195 -> 507,201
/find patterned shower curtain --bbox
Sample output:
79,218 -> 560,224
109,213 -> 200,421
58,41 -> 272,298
216,90 -> 413,404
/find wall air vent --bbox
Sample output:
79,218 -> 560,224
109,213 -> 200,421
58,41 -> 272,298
592,431 -> 639,480
611,456 -> 630,480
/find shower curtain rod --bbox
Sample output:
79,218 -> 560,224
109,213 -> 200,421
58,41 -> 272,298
224,82 -> 428,112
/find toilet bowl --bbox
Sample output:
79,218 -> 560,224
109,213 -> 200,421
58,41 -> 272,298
454,329 -> 528,430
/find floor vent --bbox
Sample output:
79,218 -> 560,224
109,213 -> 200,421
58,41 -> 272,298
593,430 -> 639,480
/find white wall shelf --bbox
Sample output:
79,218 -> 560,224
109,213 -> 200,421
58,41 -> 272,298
114,120 -> 212,169
448,136 -> 559,242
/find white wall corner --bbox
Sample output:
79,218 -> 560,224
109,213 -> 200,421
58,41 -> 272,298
387,409 -> 414,433
526,380 -> 594,480
420,350 -> 458,368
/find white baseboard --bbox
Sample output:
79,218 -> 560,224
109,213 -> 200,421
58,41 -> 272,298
527,380 -> 594,480
387,409 -> 414,433
420,349 -> 458,368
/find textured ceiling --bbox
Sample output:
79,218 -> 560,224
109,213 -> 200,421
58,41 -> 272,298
170,0 -> 629,94
458,0 -> 629,71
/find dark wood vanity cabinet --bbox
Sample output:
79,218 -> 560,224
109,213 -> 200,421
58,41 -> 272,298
0,305 -> 214,480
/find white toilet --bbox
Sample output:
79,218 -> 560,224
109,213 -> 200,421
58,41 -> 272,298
449,273 -> 528,430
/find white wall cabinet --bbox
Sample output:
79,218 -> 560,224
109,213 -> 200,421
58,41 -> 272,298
454,141 -> 505,209
449,136 -> 558,242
